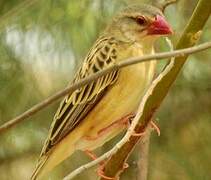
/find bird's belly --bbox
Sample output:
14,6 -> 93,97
75,60 -> 156,150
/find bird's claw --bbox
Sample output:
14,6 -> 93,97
97,167 -> 116,180
150,121 -> 160,136
97,162 -> 129,180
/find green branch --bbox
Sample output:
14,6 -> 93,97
100,0 -> 211,179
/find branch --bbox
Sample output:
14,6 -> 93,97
161,0 -> 177,12
136,127 -> 152,180
63,0 -> 211,179
153,0 -> 177,12
1,41 -> 211,135
0,0 -> 39,30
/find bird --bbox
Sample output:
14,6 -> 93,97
31,3 -> 172,180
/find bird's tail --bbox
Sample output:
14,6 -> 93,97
30,133 -> 79,180
31,155 -> 49,180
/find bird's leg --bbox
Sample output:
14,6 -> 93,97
84,149 -> 104,164
97,167 -> 116,180
83,113 -> 135,141
83,150 -> 118,180
84,149 -> 97,160
97,113 -> 135,137
97,161 -> 129,180
83,114 -> 160,141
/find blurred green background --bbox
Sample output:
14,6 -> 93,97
0,0 -> 210,179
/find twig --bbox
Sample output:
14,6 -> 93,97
153,0 -> 177,12
161,0 -> 177,12
1,41 -> 211,134
136,37 -> 175,180
136,127 -> 152,180
0,0 -> 39,30
135,37 -> 174,180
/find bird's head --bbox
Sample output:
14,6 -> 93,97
105,4 -> 173,43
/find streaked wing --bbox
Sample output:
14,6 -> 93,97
42,36 -> 119,155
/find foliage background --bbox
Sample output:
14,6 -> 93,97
0,0 -> 210,179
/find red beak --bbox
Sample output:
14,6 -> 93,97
147,15 -> 173,35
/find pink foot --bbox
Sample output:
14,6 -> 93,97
150,121 -> 160,136
83,150 -> 129,179
84,150 -> 98,160
97,167 -> 116,180
97,162 -> 129,180
83,150 -> 117,179
84,150 -> 104,166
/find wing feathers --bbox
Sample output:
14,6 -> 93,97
42,36 -> 119,155
32,35 -> 120,179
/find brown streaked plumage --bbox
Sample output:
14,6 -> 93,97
31,4 -> 172,180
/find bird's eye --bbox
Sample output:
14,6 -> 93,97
135,16 -> 147,25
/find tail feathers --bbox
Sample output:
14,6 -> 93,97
31,156 -> 49,180
30,136 -> 77,179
